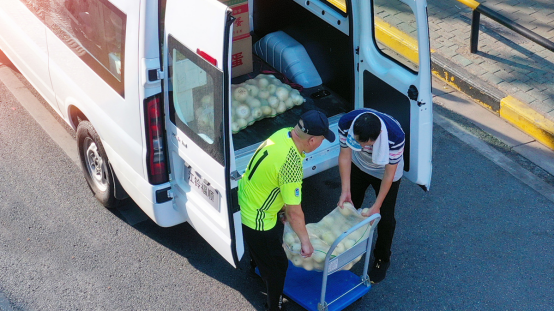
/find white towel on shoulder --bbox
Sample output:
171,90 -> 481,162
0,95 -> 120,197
346,112 -> 389,165
371,115 -> 389,166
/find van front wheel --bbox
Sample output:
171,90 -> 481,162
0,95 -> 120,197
77,121 -> 117,208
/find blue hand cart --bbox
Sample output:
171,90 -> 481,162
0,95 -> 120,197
282,213 -> 381,311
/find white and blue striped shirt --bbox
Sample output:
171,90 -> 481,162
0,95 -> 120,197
338,109 -> 405,181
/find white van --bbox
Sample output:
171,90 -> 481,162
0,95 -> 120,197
0,0 -> 432,267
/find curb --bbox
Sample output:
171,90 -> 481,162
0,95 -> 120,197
374,18 -> 554,151
500,96 -> 554,150
430,52 -> 554,151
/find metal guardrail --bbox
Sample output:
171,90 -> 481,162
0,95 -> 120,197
457,0 -> 554,53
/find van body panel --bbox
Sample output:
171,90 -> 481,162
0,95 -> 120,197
163,0 -> 241,267
353,0 -> 433,189
291,0 -> 349,35
233,115 -> 344,180
138,0 -> 163,106
140,0 -> 161,60
46,0 -> 145,180
0,0 -> 57,111
103,141 -> 184,227
0,0 -> 433,269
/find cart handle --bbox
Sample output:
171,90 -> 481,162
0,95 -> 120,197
324,213 -> 381,266
319,213 -> 381,308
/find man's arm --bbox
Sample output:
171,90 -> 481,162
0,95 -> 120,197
337,147 -> 353,208
284,204 -> 314,257
363,163 -> 397,216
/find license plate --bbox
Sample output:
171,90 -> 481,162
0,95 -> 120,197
187,167 -> 220,212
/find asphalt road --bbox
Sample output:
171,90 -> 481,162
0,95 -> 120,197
1,60 -> 553,310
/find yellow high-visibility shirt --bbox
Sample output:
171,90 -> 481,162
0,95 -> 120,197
239,128 -> 304,231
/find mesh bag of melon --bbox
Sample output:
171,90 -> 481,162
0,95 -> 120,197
282,203 -> 371,271
231,74 -> 306,134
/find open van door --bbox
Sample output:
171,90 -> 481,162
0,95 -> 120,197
352,0 -> 433,190
162,0 -> 243,267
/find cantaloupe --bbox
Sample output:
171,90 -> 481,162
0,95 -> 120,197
322,231 -> 335,245
284,233 -> 295,246
312,251 -> 326,263
292,255 -> 303,267
303,260 -> 314,271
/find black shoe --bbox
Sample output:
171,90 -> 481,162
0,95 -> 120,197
369,258 -> 390,284
265,304 -> 286,311
264,295 -> 285,311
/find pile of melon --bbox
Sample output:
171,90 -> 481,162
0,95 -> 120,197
193,94 -> 216,138
231,74 -> 306,134
283,203 -> 372,271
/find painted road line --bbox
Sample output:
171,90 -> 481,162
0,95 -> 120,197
456,0 -> 480,10
431,53 -> 504,112
373,11 -> 554,152
434,112 -> 554,204
326,0 -> 346,13
430,44 -> 553,152
500,96 -> 554,150
375,17 -> 420,65
431,52 -> 554,151
0,66 -> 80,167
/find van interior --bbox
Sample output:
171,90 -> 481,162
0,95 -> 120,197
230,0 -> 353,151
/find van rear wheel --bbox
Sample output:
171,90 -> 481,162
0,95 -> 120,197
77,121 -> 118,208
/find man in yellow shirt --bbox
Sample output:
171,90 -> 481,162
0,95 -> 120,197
239,110 -> 335,311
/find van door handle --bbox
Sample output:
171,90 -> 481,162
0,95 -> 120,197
408,85 -> 418,101
408,85 -> 425,106
148,69 -> 164,81
230,170 -> 242,181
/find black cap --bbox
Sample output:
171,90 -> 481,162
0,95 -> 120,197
298,110 -> 336,142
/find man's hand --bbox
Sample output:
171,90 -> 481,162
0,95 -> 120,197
279,211 -> 287,224
361,203 -> 380,217
300,240 -> 314,258
285,204 -> 312,257
337,191 -> 353,208
338,147 -> 353,208
361,204 -> 381,226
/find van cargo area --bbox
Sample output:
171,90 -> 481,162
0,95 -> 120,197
231,0 -> 353,151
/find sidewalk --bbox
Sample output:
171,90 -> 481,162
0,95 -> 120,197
427,0 -> 554,149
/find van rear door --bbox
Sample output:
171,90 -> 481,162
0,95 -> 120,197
162,0 -> 242,267
352,0 -> 433,189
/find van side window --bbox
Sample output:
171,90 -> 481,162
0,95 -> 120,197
21,0 -> 127,97
373,0 -> 419,72
167,35 -> 224,165
325,0 -> 347,14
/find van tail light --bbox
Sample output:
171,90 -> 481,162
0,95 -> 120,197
145,94 -> 169,185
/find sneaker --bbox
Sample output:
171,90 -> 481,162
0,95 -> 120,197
369,258 -> 390,284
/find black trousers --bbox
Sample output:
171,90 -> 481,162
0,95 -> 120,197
350,163 -> 401,261
242,223 -> 288,311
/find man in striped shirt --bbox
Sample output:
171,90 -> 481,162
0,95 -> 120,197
337,108 -> 405,284
239,110 -> 335,311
